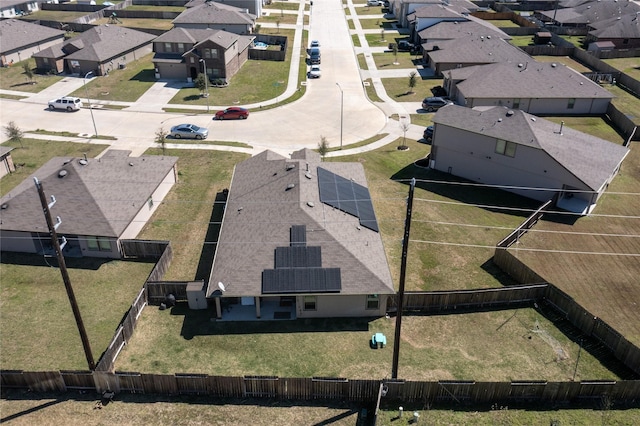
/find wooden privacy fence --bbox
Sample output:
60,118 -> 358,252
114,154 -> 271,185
387,285 -> 547,312
3,371 -> 640,403
497,200 -> 552,249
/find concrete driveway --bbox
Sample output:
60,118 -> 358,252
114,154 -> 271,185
0,0 -> 426,156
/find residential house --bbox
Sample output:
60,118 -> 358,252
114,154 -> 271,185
0,150 -> 178,258
0,0 -> 39,18
585,13 -> 640,49
444,61 -> 613,115
537,0 -> 640,28
416,19 -> 510,51
390,0 -> 479,28
429,105 -> 629,215
205,149 -> 395,320
423,34 -> 532,76
152,27 -> 254,82
185,0 -> 262,17
0,146 -> 16,179
406,3 -> 468,43
172,1 -> 256,34
0,19 -> 65,67
32,25 -> 155,76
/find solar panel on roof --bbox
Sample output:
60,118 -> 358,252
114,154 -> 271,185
275,246 -> 322,268
290,225 -> 306,246
316,167 -> 379,232
262,268 -> 342,294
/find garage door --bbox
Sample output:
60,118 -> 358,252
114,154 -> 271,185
157,63 -> 187,81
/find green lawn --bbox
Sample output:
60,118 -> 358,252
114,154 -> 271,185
603,57 -> 640,80
92,17 -> 174,30
69,53 -> 156,102
608,84 -> 640,120
372,51 -> 423,69
263,1 -> 301,11
365,32 -> 399,47
359,18 -> 396,30
484,19 -> 520,28
380,77 -> 443,103
0,58 -> 63,93
259,12 -> 299,25
21,11 -> 88,22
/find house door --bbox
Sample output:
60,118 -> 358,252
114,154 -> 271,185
190,66 -> 198,81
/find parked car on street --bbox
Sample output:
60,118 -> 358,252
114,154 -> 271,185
397,40 -> 415,51
421,97 -> 453,112
169,123 -> 209,140
308,47 -> 321,64
215,106 -> 249,120
169,123 -> 209,139
310,40 -> 320,48
367,0 -> 385,5
423,125 -> 434,143
48,97 -> 83,112
308,65 -> 321,79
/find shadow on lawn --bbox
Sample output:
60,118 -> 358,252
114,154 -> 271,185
194,190 -> 227,281
171,304 -> 372,339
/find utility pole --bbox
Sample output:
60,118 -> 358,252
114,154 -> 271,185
34,178 -> 95,371
391,178 -> 415,379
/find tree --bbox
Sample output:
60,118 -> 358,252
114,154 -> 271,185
407,71 -> 417,94
392,43 -> 399,65
380,28 -> 385,41
398,120 -> 410,150
318,135 -> 329,160
155,127 -> 167,155
4,121 -> 24,148
194,73 -> 207,95
276,19 -> 281,33
22,62 -> 34,84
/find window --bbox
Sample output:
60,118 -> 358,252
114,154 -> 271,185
303,296 -> 316,311
147,196 -> 154,209
177,43 -> 184,52
495,139 -> 516,157
513,98 -> 520,109
164,42 -> 172,52
86,236 -> 111,251
567,98 -> 575,109
366,294 -> 380,310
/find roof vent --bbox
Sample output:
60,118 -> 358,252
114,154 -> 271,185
551,63 -> 557,68
1,203 -> 8,210
63,159 -> 72,165
506,110 -> 514,116
305,172 -> 312,179
486,35 -> 491,39
79,159 -> 88,166
286,183 -> 295,190
531,117 -> 536,122
129,162 -> 134,166
497,118 -> 503,122
286,163 -> 296,171
306,201 -> 315,207
58,170 -> 68,178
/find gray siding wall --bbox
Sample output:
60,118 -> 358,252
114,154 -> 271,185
296,294 -> 388,318
0,230 -> 37,253
430,126 -> 591,202
463,97 -> 611,115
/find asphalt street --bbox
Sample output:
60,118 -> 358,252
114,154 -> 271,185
0,0 -> 427,157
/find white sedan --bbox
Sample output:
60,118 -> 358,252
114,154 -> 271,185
307,65 -> 321,79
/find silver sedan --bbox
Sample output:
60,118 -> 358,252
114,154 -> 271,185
169,123 -> 209,140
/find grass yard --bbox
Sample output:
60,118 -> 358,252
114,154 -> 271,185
373,52 -> 423,69
21,11 -> 88,22
263,1 -> 302,11
352,34 -> 361,47
508,36 -> 535,47
168,29 -> 295,107
365,32 -> 399,48
0,59 -> 63,93
68,53 -> 156,102
259,12 -> 298,25
123,5 -> 184,11
484,19 -> 520,28
358,18 -> 397,30
603,57 -> 640,80
559,35 -> 586,48
508,140 -> 640,347
0,253 -> 154,370
608,84 -> 640,119
116,304 -> 622,381
1,391 -> 639,426
136,149 -> 249,281
380,77 -> 444,103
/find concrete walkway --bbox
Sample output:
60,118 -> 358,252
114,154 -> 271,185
0,0 -> 430,154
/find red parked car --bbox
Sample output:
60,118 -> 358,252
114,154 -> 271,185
215,107 -> 249,120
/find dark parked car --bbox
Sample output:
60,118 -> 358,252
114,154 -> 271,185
397,40 -> 415,51
308,47 -> 321,64
423,125 -> 434,143
215,106 -> 249,120
421,97 -> 453,112
169,123 -> 208,140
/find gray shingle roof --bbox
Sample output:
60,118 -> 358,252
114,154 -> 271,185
207,149 -> 394,298
173,1 -> 256,25
589,13 -> 640,39
418,19 -> 510,41
453,61 -> 613,100
426,35 -> 531,65
154,27 -> 249,50
432,105 -> 629,190
409,4 -> 468,21
0,150 -> 178,237
63,25 -> 155,62
0,19 -> 65,53
539,0 -> 640,25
